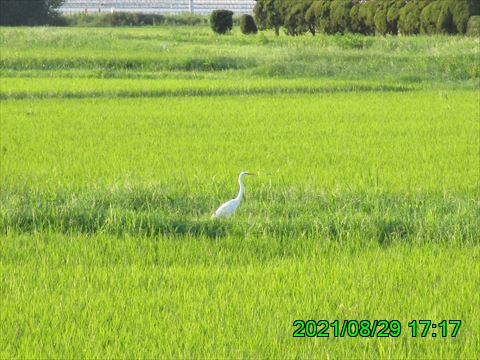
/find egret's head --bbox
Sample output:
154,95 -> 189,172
239,171 -> 255,178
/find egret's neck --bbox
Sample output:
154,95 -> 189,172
235,175 -> 245,200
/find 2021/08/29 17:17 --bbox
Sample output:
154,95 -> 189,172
292,319 -> 462,338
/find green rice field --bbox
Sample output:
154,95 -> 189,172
1,26 -> 479,358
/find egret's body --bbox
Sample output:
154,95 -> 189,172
212,171 -> 254,218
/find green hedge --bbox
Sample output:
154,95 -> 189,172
210,9 -> 234,34
240,14 -> 258,34
466,15 -> 480,36
63,12 -> 208,27
254,0 -> 480,36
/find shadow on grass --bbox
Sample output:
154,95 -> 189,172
0,187 -> 234,238
2,208 -> 233,238
0,84 -> 415,100
376,219 -> 414,247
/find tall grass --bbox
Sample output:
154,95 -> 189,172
1,232 -> 479,358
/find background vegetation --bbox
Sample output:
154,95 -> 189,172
2,0 -> 479,38
210,9 -> 234,34
62,12 -> 211,27
0,0 -> 65,25
240,13 -> 258,34
254,0 -> 480,36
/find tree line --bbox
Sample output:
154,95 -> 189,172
253,0 -> 480,36
0,0 -> 65,25
1,0 -> 478,36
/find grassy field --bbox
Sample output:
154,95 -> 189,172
1,26 -> 479,358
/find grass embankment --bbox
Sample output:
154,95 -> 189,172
0,27 -> 478,85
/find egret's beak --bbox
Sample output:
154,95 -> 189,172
246,172 -> 256,176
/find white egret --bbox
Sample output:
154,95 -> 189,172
212,171 -> 255,218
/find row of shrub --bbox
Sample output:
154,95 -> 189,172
2,0 -> 477,37
210,10 -> 258,35
253,0 -> 480,36
68,11 -> 258,33
62,12 -> 209,27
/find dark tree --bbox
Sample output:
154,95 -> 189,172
305,1 -> 320,35
210,9 -> 234,34
398,0 -> 423,35
436,4 -> 456,34
283,0 -> 312,36
253,0 -> 267,30
240,14 -> 258,34
374,6 -> 388,35
420,1 -> 442,34
448,0 -> 480,34
466,15 -> 480,36
251,0 -> 478,36
312,0 -> 334,34
356,0 -> 377,35
386,0 -> 404,35
254,0 -> 283,36
349,0 -> 365,34
329,0 -> 353,34
0,0 -> 64,25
